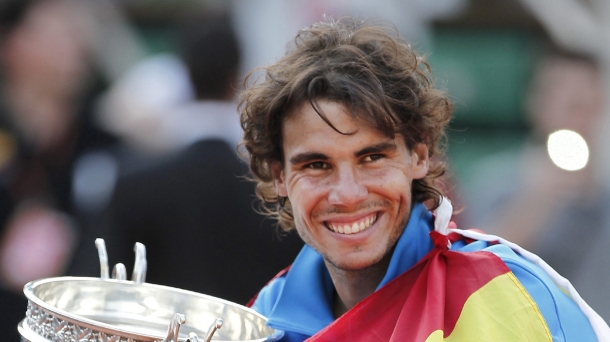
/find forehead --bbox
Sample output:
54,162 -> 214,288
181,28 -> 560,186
285,101 -> 358,134
281,100 -> 398,157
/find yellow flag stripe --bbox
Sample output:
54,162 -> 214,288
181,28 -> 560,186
425,273 -> 552,341
506,272 -> 552,339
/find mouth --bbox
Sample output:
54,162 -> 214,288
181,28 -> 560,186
324,213 -> 379,235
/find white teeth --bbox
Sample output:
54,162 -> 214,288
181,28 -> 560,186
327,214 -> 378,235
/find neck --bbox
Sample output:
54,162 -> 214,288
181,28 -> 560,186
326,254 -> 392,318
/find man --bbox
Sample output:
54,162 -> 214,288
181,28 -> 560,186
239,18 -> 609,341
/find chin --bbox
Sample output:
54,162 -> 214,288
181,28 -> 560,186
326,251 -> 387,272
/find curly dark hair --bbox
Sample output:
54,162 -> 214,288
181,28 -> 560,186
239,17 -> 453,231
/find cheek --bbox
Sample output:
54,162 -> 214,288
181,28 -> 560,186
287,177 -> 330,219
364,168 -> 412,199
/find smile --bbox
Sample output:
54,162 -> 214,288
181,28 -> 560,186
324,213 -> 379,235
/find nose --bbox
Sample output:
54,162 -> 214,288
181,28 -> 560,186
328,166 -> 368,207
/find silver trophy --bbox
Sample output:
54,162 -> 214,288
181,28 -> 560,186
18,239 -> 283,342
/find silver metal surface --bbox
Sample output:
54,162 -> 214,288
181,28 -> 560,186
19,239 -> 282,342
21,277 -> 282,342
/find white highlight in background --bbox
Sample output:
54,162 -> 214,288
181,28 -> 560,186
547,129 -> 589,171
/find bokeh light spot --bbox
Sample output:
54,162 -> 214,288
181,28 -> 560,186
547,129 -> 589,171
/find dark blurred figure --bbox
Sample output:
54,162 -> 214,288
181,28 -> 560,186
463,49 -> 610,320
0,0 -> 117,339
71,10 -> 303,305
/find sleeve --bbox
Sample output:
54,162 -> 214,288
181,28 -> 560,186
485,244 -> 598,342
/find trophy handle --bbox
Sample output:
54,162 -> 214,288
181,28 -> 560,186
186,318 -> 223,342
95,238 -> 109,279
112,263 -> 127,280
95,239 -> 148,283
188,332 -> 200,342
132,242 -> 147,284
203,318 -> 223,342
164,313 -> 186,342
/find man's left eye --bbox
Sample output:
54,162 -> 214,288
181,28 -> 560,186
363,154 -> 383,162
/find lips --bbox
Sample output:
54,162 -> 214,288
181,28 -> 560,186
324,213 -> 379,235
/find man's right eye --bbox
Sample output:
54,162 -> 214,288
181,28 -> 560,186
306,162 -> 329,169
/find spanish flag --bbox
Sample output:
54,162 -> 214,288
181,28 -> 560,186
306,231 -> 552,342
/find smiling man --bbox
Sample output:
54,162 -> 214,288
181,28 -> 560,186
239,18 -> 607,341
276,100 -> 429,318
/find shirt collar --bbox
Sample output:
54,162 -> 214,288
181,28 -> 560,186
266,203 -> 434,335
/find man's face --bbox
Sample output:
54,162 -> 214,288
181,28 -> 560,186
273,100 -> 429,272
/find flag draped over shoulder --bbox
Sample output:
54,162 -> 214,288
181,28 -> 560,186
306,232 -> 552,342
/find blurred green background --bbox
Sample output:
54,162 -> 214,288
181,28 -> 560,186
429,28 -> 538,187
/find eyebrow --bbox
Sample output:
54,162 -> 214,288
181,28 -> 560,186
354,141 -> 397,157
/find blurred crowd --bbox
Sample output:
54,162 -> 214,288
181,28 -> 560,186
0,2 -> 115,336
0,0 -> 608,340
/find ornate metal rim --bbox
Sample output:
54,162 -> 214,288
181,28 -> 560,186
18,239 -> 283,342
23,300 -> 153,342
24,277 -> 165,341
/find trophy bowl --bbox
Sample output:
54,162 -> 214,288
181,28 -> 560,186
17,239 -> 283,342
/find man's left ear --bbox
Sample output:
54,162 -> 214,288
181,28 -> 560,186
411,143 -> 429,180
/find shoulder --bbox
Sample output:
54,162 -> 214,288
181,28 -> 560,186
453,237 -> 599,341
488,244 -> 597,341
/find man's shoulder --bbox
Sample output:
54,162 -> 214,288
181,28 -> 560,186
450,234 -> 600,341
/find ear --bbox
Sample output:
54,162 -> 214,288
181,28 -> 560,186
411,143 -> 429,180
271,161 -> 288,197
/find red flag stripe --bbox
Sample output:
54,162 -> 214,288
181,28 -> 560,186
307,248 -> 511,341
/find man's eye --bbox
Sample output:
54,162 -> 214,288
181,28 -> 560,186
363,154 -> 383,162
306,162 -> 329,169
